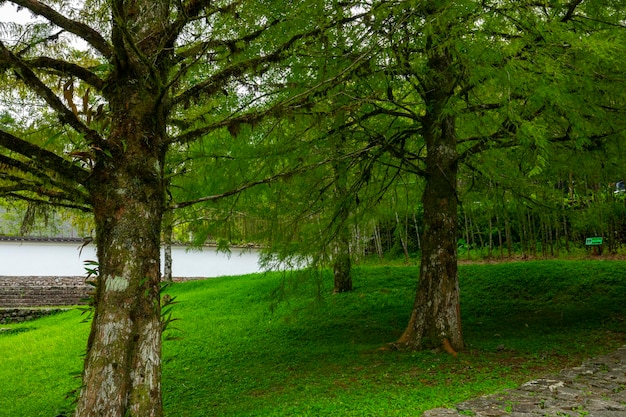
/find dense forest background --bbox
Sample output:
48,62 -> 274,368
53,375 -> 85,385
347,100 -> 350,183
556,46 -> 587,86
4,162 -> 626,261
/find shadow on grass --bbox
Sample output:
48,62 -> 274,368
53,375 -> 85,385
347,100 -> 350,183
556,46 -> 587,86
161,261 -> 626,416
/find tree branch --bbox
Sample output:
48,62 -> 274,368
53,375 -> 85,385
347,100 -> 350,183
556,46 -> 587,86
171,11 -> 367,108
0,129 -> 91,185
7,0 -> 113,59
0,40 -> 104,146
0,152 -> 89,202
170,158 -> 333,210
170,47 -> 372,144
0,190 -> 91,211
0,170 -> 90,208
25,57 -> 105,89
561,0 -> 584,23
163,0 -> 238,51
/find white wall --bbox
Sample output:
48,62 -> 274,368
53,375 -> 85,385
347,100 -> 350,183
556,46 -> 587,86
0,241 -> 261,278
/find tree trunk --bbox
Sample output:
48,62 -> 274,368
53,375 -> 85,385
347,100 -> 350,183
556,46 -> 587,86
413,213 -> 421,251
163,210 -> 174,282
505,213 -> 513,258
373,223 -> 384,259
333,249 -> 352,293
72,1 -> 171,413
488,213 -> 493,258
395,211 -> 410,263
394,35 -> 462,352
77,86 -> 166,416
464,210 -> 471,260
395,149 -> 461,352
554,211 -> 560,257
519,208 -> 528,258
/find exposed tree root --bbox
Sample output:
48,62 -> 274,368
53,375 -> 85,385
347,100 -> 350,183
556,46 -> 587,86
377,337 -> 458,356
441,338 -> 458,356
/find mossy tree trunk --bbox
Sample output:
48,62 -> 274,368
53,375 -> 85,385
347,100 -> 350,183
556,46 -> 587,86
394,20 -> 463,352
394,116 -> 462,352
77,80 -> 167,416
75,2 -> 170,414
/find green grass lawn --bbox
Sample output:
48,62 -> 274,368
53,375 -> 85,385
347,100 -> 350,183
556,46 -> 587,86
1,260 -> 625,416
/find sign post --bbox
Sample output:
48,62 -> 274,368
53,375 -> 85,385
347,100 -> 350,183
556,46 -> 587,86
585,237 -> 603,255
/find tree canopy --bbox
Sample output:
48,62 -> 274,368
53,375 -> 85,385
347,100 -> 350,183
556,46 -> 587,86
0,0 -> 625,415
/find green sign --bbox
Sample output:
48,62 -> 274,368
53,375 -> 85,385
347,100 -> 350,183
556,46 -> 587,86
585,237 -> 603,246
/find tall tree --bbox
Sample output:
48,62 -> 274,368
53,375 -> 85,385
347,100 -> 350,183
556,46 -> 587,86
0,1 -> 364,415
322,0 -> 626,353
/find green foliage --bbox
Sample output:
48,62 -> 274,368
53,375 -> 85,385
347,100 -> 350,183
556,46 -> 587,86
2,261 -> 626,416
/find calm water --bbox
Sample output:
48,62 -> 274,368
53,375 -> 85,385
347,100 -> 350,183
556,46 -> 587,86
0,240 -> 261,277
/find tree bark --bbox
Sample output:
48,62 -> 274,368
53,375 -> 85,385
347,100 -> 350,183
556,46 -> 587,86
395,134 -> 462,352
333,248 -> 352,293
72,1 -> 171,414
77,72 -> 167,417
163,210 -> 174,282
394,30 -> 463,352
78,133 -> 165,417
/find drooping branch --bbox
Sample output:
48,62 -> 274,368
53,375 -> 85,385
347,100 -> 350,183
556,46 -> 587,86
0,190 -> 90,211
25,57 -> 105,89
171,11 -> 368,109
170,47 -> 373,145
170,158 -> 334,210
0,41 -> 104,146
0,129 -> 90,185
0,177 -> 89,208
0,152 -> 90,204
7,0 -> 113,59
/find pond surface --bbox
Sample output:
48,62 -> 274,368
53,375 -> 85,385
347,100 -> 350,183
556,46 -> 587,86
0,240 -> 261,278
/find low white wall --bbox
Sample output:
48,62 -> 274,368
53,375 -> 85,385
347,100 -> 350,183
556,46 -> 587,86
0,241 -> 261,278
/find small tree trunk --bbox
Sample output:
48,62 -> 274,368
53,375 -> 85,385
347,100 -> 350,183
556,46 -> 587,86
505,213 -> 513,258
163,210 -> 174,282
473,213 -> 484,252
395,211 -> 410,263
496,213 -> 504,259
373,223 -> 384,259
488,214 -> 493,258
464,210 -> 471,260
413,213 -> 421,251
333,250 -> 352,293
529,212 -> 537,256
554,211 -> 560,257
519,208 -> 528,258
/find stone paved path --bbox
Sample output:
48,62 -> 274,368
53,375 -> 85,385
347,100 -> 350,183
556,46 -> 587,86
424,345 -> 626,417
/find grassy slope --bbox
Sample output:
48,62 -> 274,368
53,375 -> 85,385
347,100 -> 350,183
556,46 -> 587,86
0,309 -> 88,416
1,261 -> 625,416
